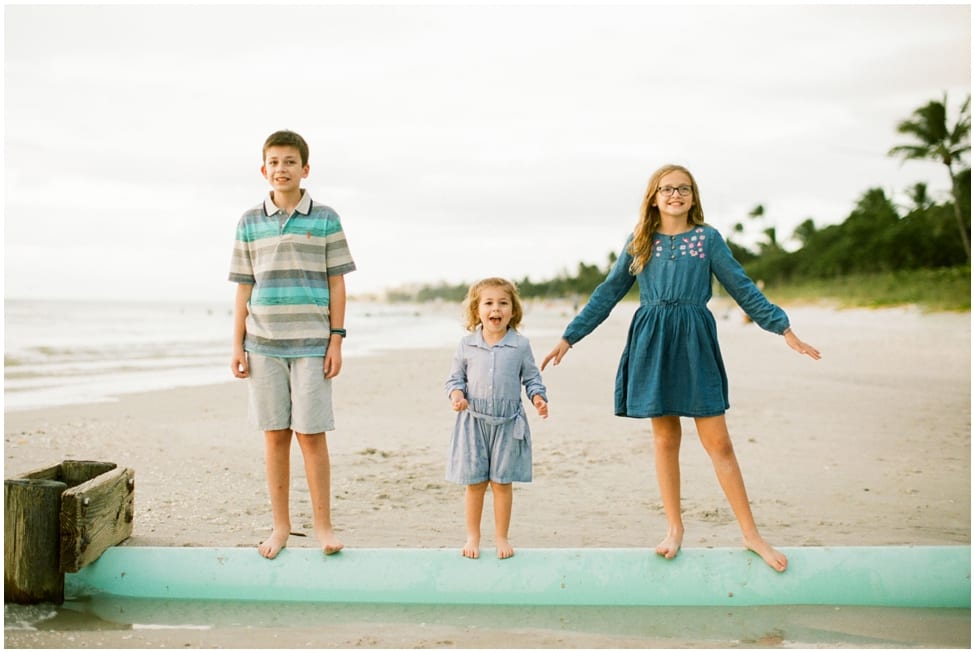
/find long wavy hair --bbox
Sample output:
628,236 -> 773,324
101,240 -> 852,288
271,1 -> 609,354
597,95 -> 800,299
628,164 -> 705,274
463,277 -> 525,332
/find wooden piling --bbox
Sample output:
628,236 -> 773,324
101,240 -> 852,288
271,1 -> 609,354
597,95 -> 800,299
4,460 -> 135,603
4,478 -> 67,604
60,465 -> 135,573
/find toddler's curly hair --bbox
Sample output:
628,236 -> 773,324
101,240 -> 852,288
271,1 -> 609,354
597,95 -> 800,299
463,277 -> 524,332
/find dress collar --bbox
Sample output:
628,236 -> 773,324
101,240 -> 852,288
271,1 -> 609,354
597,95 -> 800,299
466,326 -> 518,349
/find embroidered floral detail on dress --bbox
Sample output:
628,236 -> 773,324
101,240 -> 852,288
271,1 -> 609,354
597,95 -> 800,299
682,229 -> 707,259
653,232 -> 707,259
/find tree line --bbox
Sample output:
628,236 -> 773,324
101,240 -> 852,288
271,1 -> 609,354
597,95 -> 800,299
391,93 -> 970,303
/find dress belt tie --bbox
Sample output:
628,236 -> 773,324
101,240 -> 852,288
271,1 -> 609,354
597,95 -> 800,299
644,299 -> 705,307
463,408 -> 528,440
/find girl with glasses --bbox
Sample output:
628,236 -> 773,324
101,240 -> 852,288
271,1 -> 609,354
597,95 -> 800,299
541,164 -> 820,572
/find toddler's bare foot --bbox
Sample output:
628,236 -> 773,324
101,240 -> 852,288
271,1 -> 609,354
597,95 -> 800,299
315,525 -> 344,555
655,528 -> 684,560
258,528 -> 289,559
462,537 -> 480,559
496,536 -> 515,560
744,535 -> 788,572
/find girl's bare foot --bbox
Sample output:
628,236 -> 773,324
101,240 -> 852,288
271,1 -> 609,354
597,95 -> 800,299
496,536 -> 514,560
258,528 -> 290,559
655,527 -> 684,560
315,525 -> 344,555
744,535 -> 788,572
462,537 -> 480,559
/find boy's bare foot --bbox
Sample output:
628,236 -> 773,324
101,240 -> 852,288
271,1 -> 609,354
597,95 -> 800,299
315,525 -> 344,555
462,537 -> 480,559
744,535 -> 788,572
655,527 -> 684,560
258,528 -> 290,559
496,537 -> 515,560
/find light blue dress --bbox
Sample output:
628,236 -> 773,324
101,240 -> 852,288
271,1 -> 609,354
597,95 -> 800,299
563,225 -> 790,418
445,327 -> 547,484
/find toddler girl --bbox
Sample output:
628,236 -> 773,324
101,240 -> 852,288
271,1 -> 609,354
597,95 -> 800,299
445,277 -> 549,559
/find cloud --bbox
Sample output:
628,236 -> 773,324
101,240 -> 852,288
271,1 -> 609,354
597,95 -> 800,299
4,3 -> 970,301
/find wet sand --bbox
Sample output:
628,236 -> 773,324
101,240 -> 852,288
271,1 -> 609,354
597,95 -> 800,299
6,600 -> 970,648
4,302 -> 971,648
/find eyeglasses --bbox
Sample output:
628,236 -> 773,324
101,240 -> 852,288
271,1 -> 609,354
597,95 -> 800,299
657,185 -> 693,197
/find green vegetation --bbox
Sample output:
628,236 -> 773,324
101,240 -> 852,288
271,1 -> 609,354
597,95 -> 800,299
889,92 -> 971,260
761,267 -> 970,312
393,93 -> 971,313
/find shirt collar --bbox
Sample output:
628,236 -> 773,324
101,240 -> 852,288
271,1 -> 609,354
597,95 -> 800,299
466,326 -> 518,349
264,189 -> 312,217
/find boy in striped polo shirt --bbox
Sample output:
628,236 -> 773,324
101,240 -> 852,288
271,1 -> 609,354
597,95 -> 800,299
229,130 -> 356,559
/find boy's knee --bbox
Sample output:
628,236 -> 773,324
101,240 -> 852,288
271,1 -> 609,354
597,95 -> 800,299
265,429 -> 293,444
295,431 -> 326,439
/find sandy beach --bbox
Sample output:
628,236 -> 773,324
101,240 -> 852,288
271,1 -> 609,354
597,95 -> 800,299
4,301 -> 971,648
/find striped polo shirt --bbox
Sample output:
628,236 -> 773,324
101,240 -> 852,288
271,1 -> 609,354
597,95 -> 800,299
228,191 -> 356,357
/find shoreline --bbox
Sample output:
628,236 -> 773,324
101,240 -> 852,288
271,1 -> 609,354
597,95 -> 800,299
4,303 -> 969,551
4,304 -> 970,648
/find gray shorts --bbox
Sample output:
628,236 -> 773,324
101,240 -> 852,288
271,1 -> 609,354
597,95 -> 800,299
247,353 -> 335,434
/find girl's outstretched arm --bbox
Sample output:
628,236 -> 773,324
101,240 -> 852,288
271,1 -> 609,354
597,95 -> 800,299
783,327 -> 821,360
541,339 -> 571,370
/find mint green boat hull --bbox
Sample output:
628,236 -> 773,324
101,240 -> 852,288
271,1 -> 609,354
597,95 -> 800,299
64,546 -> 970,608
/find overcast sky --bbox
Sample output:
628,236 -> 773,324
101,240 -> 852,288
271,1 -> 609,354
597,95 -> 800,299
4,3 -> 971,303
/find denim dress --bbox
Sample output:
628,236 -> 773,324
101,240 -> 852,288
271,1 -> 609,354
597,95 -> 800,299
445,328 -> 548,484
563,225 -> 789,418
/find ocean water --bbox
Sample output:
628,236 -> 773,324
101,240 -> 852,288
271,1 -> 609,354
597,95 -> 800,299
4,299 -> 463,412
4,599 -> 970,648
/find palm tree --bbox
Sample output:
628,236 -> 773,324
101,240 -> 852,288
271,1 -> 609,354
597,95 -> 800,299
746,204 -> 782,254
907,182 -> 933,212
792,218 -> 817,247
888,92 -> 971,259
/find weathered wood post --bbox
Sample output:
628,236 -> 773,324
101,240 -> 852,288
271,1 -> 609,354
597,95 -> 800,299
4,478 -> 67,604
4,460 -> 134,604
58,464 -> 135,573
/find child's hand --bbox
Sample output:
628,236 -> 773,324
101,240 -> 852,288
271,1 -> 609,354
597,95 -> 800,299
231,349 -> 249,378
541,339 -> 571,370
450,391 -> 468,412
783,328 -> 821,360
324,348 -> 343,378
533,396 -> 549,419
